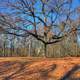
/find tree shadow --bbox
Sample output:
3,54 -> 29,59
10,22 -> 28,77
0,61 -> 16,74
39,64 -> 56,79
60,65 -> 80,80
3,62 -> 56,80
4,61 -> 29,80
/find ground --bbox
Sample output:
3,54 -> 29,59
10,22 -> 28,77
0,57 -> 80,80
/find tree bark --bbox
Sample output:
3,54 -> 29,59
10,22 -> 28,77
44,44 -> 47,57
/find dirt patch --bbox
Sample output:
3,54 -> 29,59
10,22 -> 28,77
0,57 -> 80,80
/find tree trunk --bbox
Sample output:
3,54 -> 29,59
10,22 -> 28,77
44,44 -> 47,57
3,42 -> 6,56
29,40 -> 32,57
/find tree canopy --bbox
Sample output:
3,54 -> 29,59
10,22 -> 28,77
0,0 -> 80,57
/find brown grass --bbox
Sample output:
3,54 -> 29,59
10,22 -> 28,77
0,57 -> 80,80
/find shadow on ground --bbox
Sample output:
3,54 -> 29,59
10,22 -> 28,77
61,65 -> 80,80
0,60 -> 56,80
0,58 -> 80,80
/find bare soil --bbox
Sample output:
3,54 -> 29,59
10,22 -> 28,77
0,57 -> 80,80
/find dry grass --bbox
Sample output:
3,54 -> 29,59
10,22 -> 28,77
0,57 -> 80,80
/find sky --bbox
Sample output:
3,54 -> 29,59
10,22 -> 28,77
0,0 -> 80,12
72,0 -> 80,8
0,0 -> 80,44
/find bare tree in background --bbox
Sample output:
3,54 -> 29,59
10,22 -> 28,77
0,0 -> 80,57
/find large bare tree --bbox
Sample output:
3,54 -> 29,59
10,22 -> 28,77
0,0 -> 80,57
